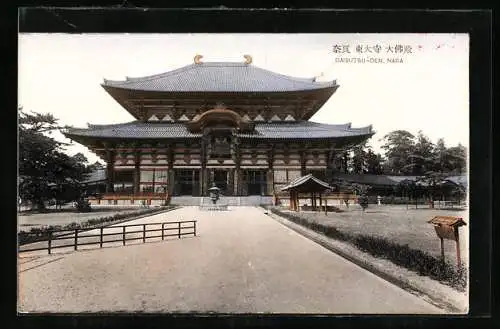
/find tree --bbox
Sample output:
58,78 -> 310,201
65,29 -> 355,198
351,183 -> 371,211
366,149 -> 384,174
333,151 -> 350,174
446,143 -> 467,175
380,130 -> 416,175
408,131 -> 435,175
87,161 -> 104,171
432,139 -> 467,174
347,141 -> 384,175
350,141 -> 369,174
72,152 -> 88,165
18,108 -> 88,211
335,180 -> 371,210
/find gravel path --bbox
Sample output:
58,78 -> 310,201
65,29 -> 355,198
18,206 -> 444,314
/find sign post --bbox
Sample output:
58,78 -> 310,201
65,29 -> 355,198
428,216 -> 467,267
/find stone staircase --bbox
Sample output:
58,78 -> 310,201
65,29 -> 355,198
170,196 -> 273,206
170,196 -> 203,206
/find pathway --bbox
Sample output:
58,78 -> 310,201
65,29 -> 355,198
18,206 -> 444,314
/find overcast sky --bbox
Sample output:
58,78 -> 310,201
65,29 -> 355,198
18,33 -> 469,164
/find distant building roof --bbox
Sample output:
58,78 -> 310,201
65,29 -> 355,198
332,172 -> 467,188
332,172 -> 401,186
445,175 -> 468,189
102,62 -> 337,93
64,121 -> 374,140
82,169 -> 107,184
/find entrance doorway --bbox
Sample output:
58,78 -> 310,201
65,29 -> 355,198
243,170 -> 267,195
174,169 -> 200,196
213,170 -> 228,195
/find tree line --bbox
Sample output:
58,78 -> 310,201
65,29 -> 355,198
18,108 -> 101,211
337,130 -> 467,177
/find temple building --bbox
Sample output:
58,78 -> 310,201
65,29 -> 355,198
63,55 -> 374,201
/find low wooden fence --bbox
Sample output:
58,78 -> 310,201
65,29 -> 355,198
19,220 -> 197,255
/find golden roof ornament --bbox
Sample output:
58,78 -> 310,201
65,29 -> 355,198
194,54 -> 203,64
243,54 -> 252,64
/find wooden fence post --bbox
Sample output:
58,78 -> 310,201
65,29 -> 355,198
123,226 -> 126,246
74,229 -> 78,251
178,222 -> 181,239
440,237 -> 445,264
48,231 -> 52,255
162,223 -> 165,240
100,227 -> 103,248
143,224 -> 146,243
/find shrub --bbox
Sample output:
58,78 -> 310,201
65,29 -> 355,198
67,222 -> 79,230
358,195 -> 369,211
75,199 -> 92,212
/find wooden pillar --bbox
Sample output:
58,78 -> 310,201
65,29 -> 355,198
319,193 -> 322,212
234,168 -> 240,196
167,145 -> 174,195
440,237 -> 445,264
227,168 -> 234,196
455,227 -> 461,267
267,146 -> 275,196
201,167 -> 209,196
267,169 -> 274,196
133,151 -> 140,194
105,147 -> 115,193
300,150 -> 306,176
325,198 -> 328,215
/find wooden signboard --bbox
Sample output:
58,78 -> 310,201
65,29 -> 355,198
434,225 -> 458,241
428,216 -> 466,267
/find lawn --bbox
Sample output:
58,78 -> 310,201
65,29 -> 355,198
277,204 -> 468,267
17,206 -> 149,232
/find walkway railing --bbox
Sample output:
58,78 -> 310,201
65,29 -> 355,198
19,220 -> 197,255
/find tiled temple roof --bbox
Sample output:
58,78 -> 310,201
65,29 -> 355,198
63,121 -> 374,140
102,62 -> 337,93
281,174 -> 334,192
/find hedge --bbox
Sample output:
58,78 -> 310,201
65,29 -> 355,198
267,206 -> 467,291
18,206 -> 174,245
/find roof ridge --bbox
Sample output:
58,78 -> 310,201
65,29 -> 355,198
106,62 -> 247,85
105,64 -> 198,85
246,65 -> 336,88
103,62 -> 337,89
86,121 -> 139,129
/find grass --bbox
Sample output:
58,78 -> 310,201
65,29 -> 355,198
18,206 -> 175,245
